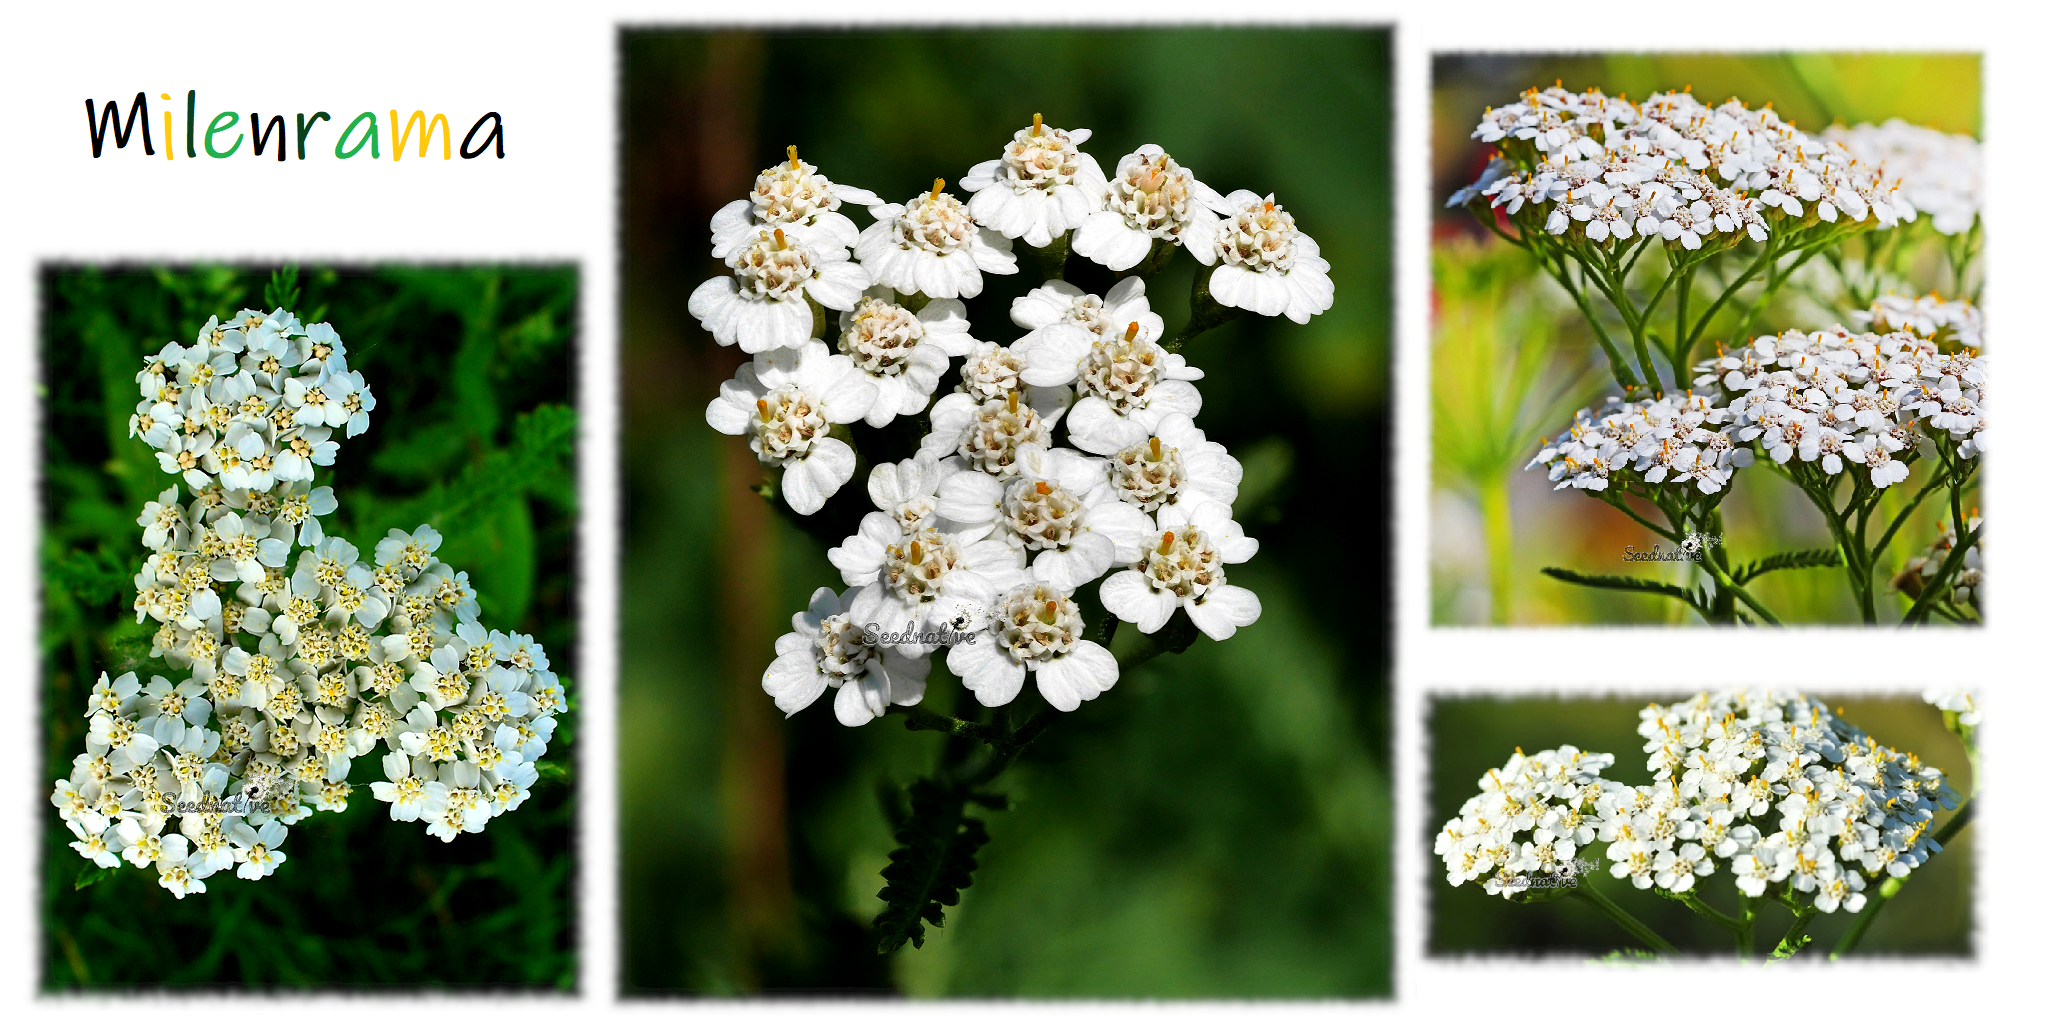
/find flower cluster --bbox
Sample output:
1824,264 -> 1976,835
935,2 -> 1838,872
1453,86 -> 1915,250
55,309 -> 565,897
691,122 -> 1317,725
1442,690 -> 1959,917
1698,322 -> 1986,481
1435,745 -> 1625,897
1530,309 -> 1987,496
1526,392 -> 1752,495
1823,120 -> 1981,236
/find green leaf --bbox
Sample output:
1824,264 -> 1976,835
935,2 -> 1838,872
872,778 -> 995,954
1539,567 -> 1707,610
75,864 -> 118,891
1731,547 -> 1842,585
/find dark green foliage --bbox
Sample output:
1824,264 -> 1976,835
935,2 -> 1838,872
40,265 -> 578,989
872,779 -> 995,953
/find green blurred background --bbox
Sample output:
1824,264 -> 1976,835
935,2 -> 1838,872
1428,695 -> 1974,957
1429,53 -> 1983,624
621,29 -> 1392,996
40,266 -> 579,987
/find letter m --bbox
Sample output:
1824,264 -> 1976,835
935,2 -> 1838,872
390,110 -> 451,160
85,93 -> 154,157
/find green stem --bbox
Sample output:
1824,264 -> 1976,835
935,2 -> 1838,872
1161,266 -> 1244,353
1569,884 -> 1679,955
1543,251 -> 1638,390
1687,244 -> 1777,349
1672,264 -> 1694,381
1679,891 -> 1745,935
1771,907 -> 1819,960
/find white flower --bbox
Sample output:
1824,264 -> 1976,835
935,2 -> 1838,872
1099,500 -> 1261,640
1014,275 -> 1161,342
763,586 -> 930,726
1104,414 -> 1241,515
1207,191 -> 1333,324
857,181 -> 1017,299
950,340 -> 1074,415
918,388 -> 1059,478
704,341 -> 877,515
937,445 -> 1154,592
960,115 -> 1108,248
1015,282 -> 1204,455
1073,144 -> 1228,271
688,226 -> 871,354
828,457 -> 990,587
710,146 -> 883,258
947,579 -> 1118,711
230,818 -> 289,880
835,288 -> 975,427
849,518 -> 1020,656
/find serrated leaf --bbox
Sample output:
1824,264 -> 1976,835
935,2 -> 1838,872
1731,548 -> 1842,585
872,778 -> 995,954
1540,566 -> 1705,608
75,864 -> 117,891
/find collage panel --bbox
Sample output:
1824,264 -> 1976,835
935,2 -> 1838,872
1429,53 -> 1983,626
1428,689 -> 1977,960
618,27 -> 1395,997
39,265 -> 580,988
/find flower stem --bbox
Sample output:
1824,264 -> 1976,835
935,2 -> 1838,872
1770,906 -> 1818,960
1162,266 -> 1243,353
1678,891 -> 1745,935
1568,883 -> 1679,955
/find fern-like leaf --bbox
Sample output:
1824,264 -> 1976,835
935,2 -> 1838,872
872,778 -> 994,954
1540,567 -> 1705,609
1731,548 -> 1841,585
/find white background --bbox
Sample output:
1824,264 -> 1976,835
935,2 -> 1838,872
1,1 -> 2044,1023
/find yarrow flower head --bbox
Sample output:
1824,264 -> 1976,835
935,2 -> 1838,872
1072,144 -> 1230,271
1454,86 -> 1916,253
1436,746 -> 1623,897
702,125 -> 1331,732
762,585 -> 929,727
705,341 -> 878,515
61,308 -> 567,897
835,287 -> 981,428
1528,392 -> 1750,496
688,225 -> 872,354
857,180 -> 1018,300
960,114 -> 1109,249
709,145 -> 884,258
1208,191 -> 1334,324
